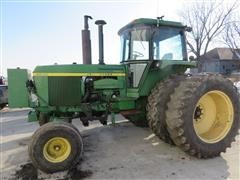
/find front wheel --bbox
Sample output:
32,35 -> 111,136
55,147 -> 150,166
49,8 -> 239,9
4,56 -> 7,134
29,122 -> 83,173
166,74 -> 240,158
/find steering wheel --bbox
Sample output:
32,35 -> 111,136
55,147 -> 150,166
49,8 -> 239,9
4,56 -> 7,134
132,51 -> 144,59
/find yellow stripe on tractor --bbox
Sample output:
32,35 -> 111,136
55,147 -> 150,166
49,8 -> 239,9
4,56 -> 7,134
33,72 -> 126,77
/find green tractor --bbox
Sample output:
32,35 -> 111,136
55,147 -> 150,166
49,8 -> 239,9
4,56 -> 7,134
8,16 -> 240,173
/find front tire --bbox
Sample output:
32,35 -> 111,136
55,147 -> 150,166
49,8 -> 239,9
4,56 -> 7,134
29,122 -> 83,173
166,74 -> 240,158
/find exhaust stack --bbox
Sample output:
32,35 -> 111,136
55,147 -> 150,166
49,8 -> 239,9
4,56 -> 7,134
82,15 -> 92,64
95,20 -> 106,65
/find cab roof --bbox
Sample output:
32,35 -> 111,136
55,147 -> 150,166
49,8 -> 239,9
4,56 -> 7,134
118,18 -> 185,35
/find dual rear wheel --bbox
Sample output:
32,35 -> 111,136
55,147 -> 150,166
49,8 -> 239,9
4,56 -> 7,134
147,74 -> 240,158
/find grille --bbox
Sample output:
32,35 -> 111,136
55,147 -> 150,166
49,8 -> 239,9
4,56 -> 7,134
48,77 -> 82,106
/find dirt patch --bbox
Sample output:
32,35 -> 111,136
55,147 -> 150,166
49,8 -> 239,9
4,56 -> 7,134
13,163 -> 92,180
14,163 -> 38,180
61,167 -> 93,180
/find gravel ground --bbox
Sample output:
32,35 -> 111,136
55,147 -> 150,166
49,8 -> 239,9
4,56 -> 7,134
0,108 -> 239,180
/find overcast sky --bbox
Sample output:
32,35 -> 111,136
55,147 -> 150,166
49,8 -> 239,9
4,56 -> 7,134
0,0 -> 237,77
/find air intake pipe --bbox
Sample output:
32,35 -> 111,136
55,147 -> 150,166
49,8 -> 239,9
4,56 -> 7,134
82,15 -> 92,64
95,20 -> 106,65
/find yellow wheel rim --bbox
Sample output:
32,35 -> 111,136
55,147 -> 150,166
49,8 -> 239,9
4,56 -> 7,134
43,137 -> 71,163
193,90 -> 234,143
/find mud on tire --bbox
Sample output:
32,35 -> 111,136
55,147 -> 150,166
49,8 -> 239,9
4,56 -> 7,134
166,74 -> 240,158
146,75 -> 185,144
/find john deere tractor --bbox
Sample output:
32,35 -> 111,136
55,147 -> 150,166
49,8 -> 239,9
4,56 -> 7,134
8,16 -> 240,173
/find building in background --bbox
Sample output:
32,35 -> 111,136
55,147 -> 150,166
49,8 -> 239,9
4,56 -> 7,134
198,48 -> 240,75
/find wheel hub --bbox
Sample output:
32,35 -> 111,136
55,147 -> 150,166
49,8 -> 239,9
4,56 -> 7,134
54,145 -> 60,151
194,105 -> 203,121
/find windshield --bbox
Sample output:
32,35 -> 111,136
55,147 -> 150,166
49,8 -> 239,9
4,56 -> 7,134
120,26 -> 186,61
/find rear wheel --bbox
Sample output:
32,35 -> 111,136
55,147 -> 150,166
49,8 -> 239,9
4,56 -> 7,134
29,122 -> 83,173
166,74 -> 240,158
146,76 -> 185,144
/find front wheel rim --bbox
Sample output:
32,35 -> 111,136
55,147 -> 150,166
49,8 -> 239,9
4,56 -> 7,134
193,90 -> 234,143
43,137 -> 71,163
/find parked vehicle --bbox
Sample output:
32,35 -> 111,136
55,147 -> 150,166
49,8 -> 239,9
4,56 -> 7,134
0,85 -> 8,109
7,16 -> 240,173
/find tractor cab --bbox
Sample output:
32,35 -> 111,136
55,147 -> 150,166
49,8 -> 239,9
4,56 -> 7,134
118,18 -> 188,61
118,18 -> 192,90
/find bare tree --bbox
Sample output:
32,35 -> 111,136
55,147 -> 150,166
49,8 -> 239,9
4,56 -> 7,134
223,21 -> 240,58
180,0 -> 238,60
